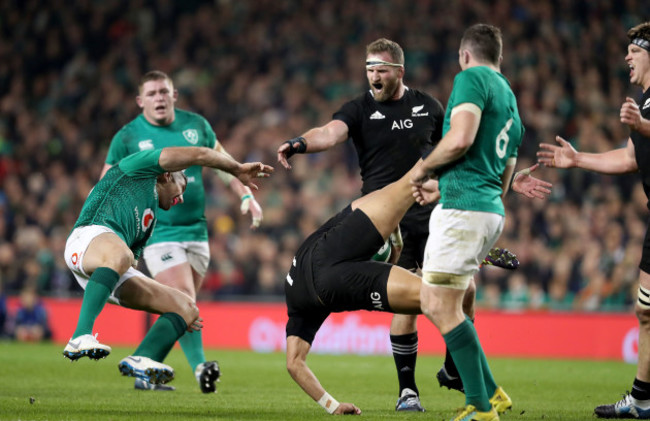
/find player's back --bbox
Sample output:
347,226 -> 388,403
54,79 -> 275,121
439,66 -> 524,216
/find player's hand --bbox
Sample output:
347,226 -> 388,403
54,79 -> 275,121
620,97 -> 644,130
236,162 -> 274,190
241,195 -> 263,229
511,163 -> 552,199
412,178 -> 440,205
277,142 -> 293,170
333,403 -> 362,415
188,317 -> 203,332
277,137 -> 307,170
537,136 -> 578,169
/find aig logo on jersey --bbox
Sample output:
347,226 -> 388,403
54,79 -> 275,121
392,119 -> 413,130
142,208 -> 155,231
183,129 -> 199,144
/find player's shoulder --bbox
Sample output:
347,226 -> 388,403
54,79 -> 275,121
116,114 -> 142,132
175,108 -> 209,124
456,66 -> 498,84
408,89 -> 443,107
111,116 -> 144,144
342,91 -> 371,108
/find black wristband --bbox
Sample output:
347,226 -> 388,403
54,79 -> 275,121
283,136 -> 307,159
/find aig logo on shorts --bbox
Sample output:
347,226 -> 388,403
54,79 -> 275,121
370,292 -> 383,310
142,208 -> 155,231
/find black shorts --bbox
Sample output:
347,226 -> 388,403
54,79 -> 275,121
285,208 -> 393,344
641,219 -> 650,274
396,222 -> 428,271
396,203 -> 431,271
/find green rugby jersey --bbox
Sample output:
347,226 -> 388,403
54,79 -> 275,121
105,109 -> 217,243
73,149 -> 164,259
439,66 -> 524,216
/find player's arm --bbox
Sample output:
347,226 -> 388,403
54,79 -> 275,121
211,141 -> 263,228
286,335 -> 361,415
537,136 -> 638,174
158,146 -> 273,190
411,104 -> 480,184
277,120 -> 349,169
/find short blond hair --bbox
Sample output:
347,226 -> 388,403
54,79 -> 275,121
138,70 -> 173,94
366,38 -> 404,65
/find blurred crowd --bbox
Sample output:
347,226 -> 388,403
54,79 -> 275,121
1,0 -> 649,312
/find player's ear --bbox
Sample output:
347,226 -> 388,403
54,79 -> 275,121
460,49 -> 471,66
136,95 -> 144,109
157,172 -> 173,183
172,89 -> 179,102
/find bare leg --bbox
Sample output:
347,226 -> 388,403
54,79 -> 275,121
352,170 -> 416,240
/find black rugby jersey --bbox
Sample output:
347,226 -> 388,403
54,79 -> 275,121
632,88 -> 650,209
333,87 -> 445,225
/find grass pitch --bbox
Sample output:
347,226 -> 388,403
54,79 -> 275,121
0,341 -> 636,420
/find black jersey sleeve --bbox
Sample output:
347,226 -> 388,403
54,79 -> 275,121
332,94 -> 365,134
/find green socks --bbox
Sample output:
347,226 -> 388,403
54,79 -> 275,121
179,329 -> 206,372
72,267 -> 119,338
134,313 -> 187,362
443,319 -> 492,411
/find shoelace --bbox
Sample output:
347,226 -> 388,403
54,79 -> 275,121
615,393 -> 632,409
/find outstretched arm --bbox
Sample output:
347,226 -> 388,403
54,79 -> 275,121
158,146 -> 273,190
537,136 -> 638,174
286,335 -> 361,415
277,120 -> 349,169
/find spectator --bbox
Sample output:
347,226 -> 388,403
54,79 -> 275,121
1,1 -> 649,313
11,285 -> 51,342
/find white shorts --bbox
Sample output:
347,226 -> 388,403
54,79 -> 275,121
422,205 -> 504,289
64,225 -> 145,305
143,241 -> 209,278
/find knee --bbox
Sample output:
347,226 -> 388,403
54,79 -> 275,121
462,279 -> 476,317
286,354 -> 303,381
104,250 -> 134,274
420,297 -> 440,323
286,357 -> 297,377
636,304 -> 650,327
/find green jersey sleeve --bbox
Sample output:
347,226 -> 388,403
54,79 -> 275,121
451,69 -> 490,110
105,125 -> 134,166
118,149 -> 165,177
201,117 -> 217,149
